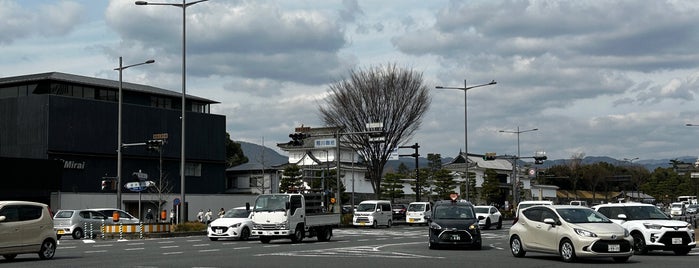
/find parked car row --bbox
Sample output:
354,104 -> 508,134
53,208 -> 140,239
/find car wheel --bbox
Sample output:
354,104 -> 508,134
496,218 -> 503,229
260,236 -> 271,244
559,239 -> 576,263
473,240 -> 482,250
428,241 -> 438,250
484,219 -> 491,230
387,220 -> 392,228
510,235 -> 526,257
3,254 -> 17,261
673,248 -> 691,255
290,226 -> 304,243
209,237 -> 219,241
631,232 -> 648,255
613,256 -> 630,263
239,227 -> 251,241
72,228 -> 84,239
317,227 -> 332,242
38,239 -> 56,260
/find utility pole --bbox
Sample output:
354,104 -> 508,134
399,143 -> 420,201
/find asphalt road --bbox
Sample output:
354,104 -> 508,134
2,223 -> 697,268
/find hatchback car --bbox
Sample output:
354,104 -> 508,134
53,209 -> 108,239
88,208 -> 140,224
593,202 -> 696,255
207,207 -> 253,241
509,205 -> 633,263
427,199 -> 483,250
0,201 -> 57,261
474,205 -> 502,230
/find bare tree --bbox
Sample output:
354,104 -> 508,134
318,63 -> 431,196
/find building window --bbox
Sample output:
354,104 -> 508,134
96,88 -> 117,101
151,96 -> 172,109
191,102 -> 207,113
249,176 -> 264,187
185,163 -> 201,177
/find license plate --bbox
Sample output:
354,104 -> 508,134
216,229 -> 222,234
408,218 -> 414,222
57,230 -> 65,235
608,244 -> 620,252
450,234 -> 460,241
360,222 -> 365,226
672,238 -> 683,244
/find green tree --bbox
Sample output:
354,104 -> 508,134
225,132 -> 248,167
318,63 -> 431,197
381,172 -> 406,202
431,169 -> 457,200
280,164 -> 303,193
480,169 -> 501,205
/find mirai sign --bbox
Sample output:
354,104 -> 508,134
314,138 -> 336,148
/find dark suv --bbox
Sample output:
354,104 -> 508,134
426,199 -> 483,249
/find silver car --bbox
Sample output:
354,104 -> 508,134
53,209 -> 108,239
88,208 -> 140,224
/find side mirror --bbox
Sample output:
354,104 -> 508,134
543,218 -> 557,225
424,215 -> 432,222
376,208 -> 381,212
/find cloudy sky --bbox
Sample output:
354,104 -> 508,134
3,0 -> 699,161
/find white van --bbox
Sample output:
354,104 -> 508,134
406,202 -> 432,225
352,200 -> 392,228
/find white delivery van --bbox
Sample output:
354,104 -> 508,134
352,200 -> 392,228
405,202 -> 432,225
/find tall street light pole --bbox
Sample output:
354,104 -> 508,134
686,123 -> 699,201
436,79 -> 497,201
136,0 -> 208,223
499,126 -> 538,205
114,57 -> 155,210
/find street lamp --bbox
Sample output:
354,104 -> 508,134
436,79 -> 497,200
136,0 -> 208,223
499,126 -> 538,204
114,57 -> 155,209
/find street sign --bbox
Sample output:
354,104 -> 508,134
124,181 -> 155,192
173,198 -> 181,206
133,171 -> 148,181
153,133 -> 169,140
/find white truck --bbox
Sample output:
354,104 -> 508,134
250,193 -> 340,243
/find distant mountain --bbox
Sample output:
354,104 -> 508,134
237,141 -> 288,166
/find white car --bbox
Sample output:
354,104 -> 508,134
405,202 -> 431,225
515,200 -> 553,217
0,201 -> 57,261
669,202 -> 686,216
593,202 -> 696,255
474,205 -> 502,229
207,207 -> 253,241
509,205 -> 633,263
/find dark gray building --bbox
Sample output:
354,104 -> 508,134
0,72 -> 226,209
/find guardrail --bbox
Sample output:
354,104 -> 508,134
82,221 -> 172,240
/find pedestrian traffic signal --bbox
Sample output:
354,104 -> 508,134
483,152 -> 497,161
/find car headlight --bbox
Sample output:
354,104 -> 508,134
624,228 -> 630,237
643,223 -> 663,229
230,223 -> 241,228
429,222 -> 442,230
574,228 -> 597,237
469,224 -> 478,230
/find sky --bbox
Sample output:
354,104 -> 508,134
2,0 -> 699,162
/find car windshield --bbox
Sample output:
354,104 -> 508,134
433,206 -> 475,219
474,207 -> 489,213
557,208 -> 611,223
223,208 -> 251,218
356,203 -> 377,212
55,210 -> 74,218
408,204 -> 425,212
622,206 -> 669,220
671,204 -> 683,208
253,195 -> 287,212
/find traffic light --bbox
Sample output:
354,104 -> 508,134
483,152 -> 497,161
288,133 -> 308,146
534,155 -> 547,164
146,139 -> 163,151
534,151 -> 547,164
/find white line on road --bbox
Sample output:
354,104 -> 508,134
199,249 -> 220,252
161,245 -> 179,249
92,244 -> 113,247
125,248 -> 145,251
193,244 -> 210,247
84,250 -> 107,253
233,247 -> 251,250
163,252 -> 183,255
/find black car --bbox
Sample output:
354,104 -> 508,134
426,199 -> 483,250
392,204 -> 407,220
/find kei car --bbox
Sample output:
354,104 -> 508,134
207,206 -> 253,241
509,205 -> 633,263
0,201 -> 57,261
